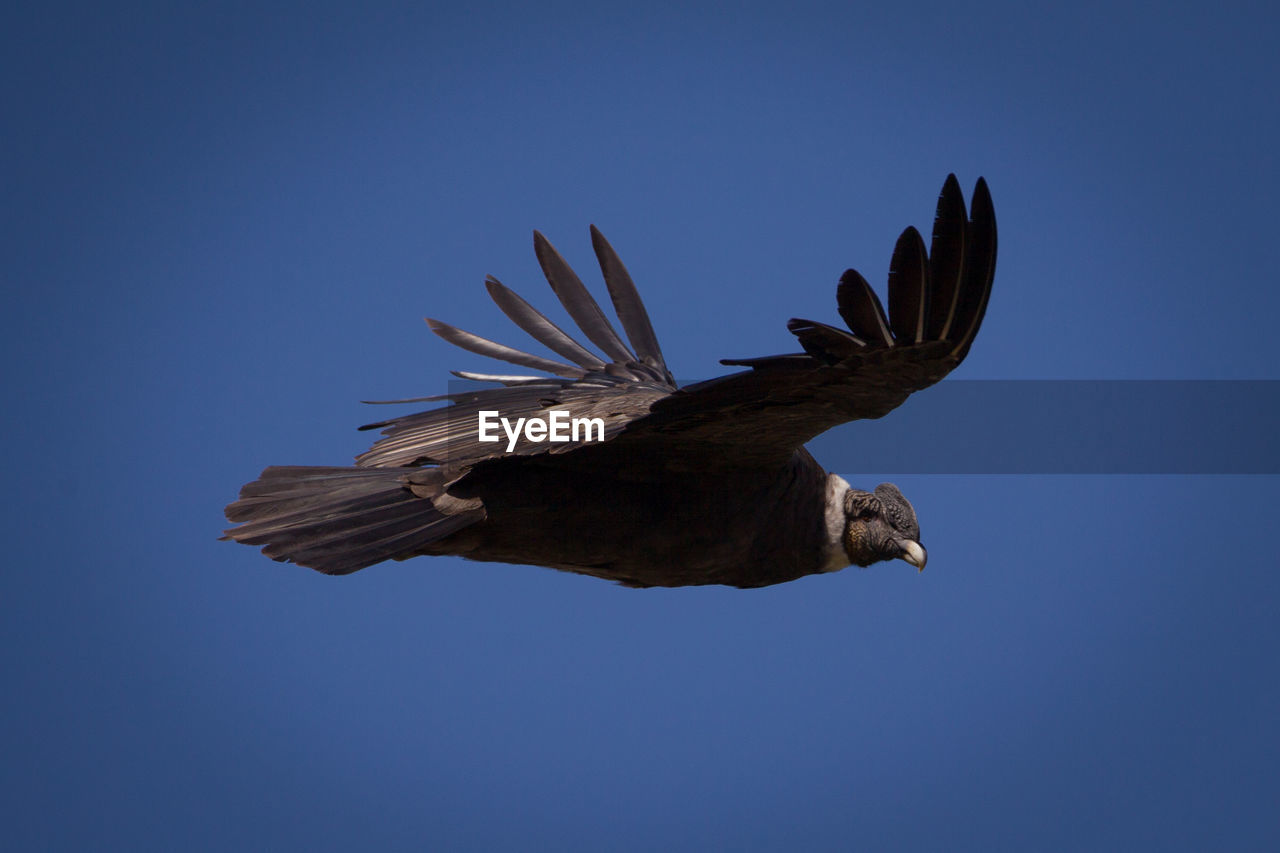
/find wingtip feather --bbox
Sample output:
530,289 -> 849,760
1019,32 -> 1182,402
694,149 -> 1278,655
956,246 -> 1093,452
887,225 -> 929,345
836,268 -> 895,348
532,230 -> 638,364
589,225 -> 672,382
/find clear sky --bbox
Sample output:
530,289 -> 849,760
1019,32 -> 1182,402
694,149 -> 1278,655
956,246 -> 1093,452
4,1 -> 1278,850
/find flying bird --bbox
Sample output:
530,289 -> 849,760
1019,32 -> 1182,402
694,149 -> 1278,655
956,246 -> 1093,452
224,175 -> 997,588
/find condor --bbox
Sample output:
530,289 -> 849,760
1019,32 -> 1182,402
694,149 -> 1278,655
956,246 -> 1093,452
224,175 -> 996,588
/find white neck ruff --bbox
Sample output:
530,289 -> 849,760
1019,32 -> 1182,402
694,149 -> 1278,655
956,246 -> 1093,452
820,474 -> 852,573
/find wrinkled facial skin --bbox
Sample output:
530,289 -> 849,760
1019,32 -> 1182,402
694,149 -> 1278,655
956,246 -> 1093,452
842,483 -> 926,569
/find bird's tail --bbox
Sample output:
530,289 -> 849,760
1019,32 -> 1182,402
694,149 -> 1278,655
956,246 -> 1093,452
222,466 -> 484,574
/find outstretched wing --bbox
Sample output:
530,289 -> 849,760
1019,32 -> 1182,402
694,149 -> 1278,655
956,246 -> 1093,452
358,175 -> 995,473
356,228 -> 678,468
611,175 -> 997,468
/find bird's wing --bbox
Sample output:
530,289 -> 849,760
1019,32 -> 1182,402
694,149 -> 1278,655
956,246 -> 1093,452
359,175 -> 995,473
356,228 -> 678,468
608,175 -> 997,468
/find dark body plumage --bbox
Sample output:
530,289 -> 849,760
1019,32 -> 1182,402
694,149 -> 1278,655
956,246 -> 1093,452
224,176 -> 997,588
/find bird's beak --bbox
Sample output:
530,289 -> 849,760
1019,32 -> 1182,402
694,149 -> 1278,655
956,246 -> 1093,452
896,539 -> 927,572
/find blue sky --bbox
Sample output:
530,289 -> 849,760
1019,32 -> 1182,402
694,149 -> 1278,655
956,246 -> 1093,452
4,1 -> 1278,850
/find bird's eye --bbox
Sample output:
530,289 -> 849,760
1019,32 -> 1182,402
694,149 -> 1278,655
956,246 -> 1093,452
858,506 -> 877,520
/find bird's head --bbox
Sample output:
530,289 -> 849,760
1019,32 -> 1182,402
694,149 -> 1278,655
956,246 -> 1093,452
842,483 -> 927,571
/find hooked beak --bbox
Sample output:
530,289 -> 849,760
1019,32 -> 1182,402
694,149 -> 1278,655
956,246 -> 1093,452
896,539 -> 927,572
